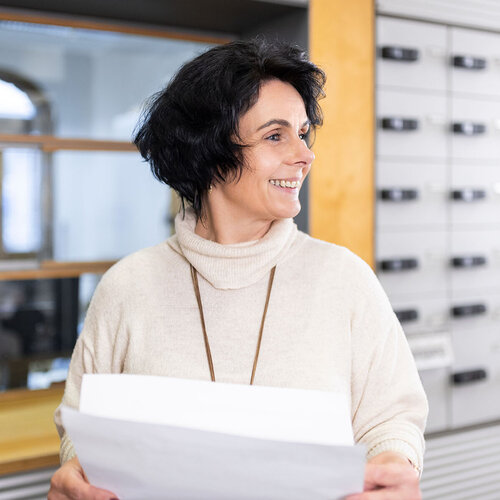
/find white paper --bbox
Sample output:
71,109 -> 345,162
80,374 -> 354,446
61,375 -> 366,499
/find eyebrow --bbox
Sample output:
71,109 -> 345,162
256,119 -> 310,131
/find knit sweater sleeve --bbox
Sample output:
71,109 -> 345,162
346,253 -> 428,471
54,267 -> 126,464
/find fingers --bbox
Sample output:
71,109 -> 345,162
346,489 -> 418,500
86,483 -> 119,500
49,477 -> 118,500
63,481 -> 117,500
344,462 -> 421,500
364,463 -> 417,489
48,458 -> 118,500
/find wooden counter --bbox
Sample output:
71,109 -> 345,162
0,260 -> 116,282
0,386 -> 63,475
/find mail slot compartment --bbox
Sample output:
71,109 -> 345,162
451,27 -> 500,98
376,160 -> 448,229
377,89 -> 447,159
450,291 -> 500,333
451,97 -> 500,160
450,229 -> 500,291
377,17 -> 447,92
407,332 -> 452,433
450,326 -> 500,427
420,367 -> 450,433
376,230 -> 448,298
450,163 -> 500,225
391,295 -> 449,335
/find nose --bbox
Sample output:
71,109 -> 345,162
289,136 -> 315,166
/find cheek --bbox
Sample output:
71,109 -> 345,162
243,146 -> 282,185
259,154 -> 282,179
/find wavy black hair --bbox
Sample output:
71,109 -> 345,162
134,38 -> 326,217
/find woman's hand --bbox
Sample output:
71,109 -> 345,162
48,456 -> 118,500
345,451 -> 421,500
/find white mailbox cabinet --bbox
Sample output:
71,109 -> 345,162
376,15 -> 500,433
377,17 -> 447,92
376,161 -> 448,230
451,27 -> 500,99
377,89 -> 448,160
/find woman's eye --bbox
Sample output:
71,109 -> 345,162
266,133 -> 281,141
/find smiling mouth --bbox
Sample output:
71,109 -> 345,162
269,179 -> 301,188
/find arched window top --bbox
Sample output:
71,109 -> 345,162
0,79 -> 36,120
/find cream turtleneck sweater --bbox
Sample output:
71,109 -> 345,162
55,209 -> 427,471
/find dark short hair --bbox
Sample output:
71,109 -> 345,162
134,38 -> 326,217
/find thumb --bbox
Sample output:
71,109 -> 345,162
84,482 -> 119,500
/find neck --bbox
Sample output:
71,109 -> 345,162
195,204 -> 273,244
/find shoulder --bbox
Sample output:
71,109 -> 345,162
95,239 -> 182,301
291,232 -> 392,315
293,232 -> 377,284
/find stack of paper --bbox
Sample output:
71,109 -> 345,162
61,374 -> 365,499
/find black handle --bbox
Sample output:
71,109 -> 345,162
452,55 -> 487,70
395,309 -> 419,323
451,189 -> 486,201
451,256 -> 487,268
381,46 -> 420,62
452,122 -> 487,135
451,303 -> 487,318
379,189 -> 419,202
379,258 -> 419,272
381,117 -> 419,131
452,369 -> 487,385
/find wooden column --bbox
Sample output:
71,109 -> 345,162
309,0 -> 375,268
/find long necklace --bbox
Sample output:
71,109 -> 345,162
190,264 -> 276,385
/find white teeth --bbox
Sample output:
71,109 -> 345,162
269,179 -> 301,188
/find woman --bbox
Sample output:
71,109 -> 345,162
49,39 -> 427,500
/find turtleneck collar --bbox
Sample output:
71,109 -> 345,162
167,208 -> 299,290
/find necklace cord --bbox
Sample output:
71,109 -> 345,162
190,264 -> 216,382
250,265 -> 276,385
190,264 -> 276,385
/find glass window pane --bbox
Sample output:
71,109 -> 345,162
2,148 -> 42,253
52,150 -> 170,261
0,21 -> 214,140
0,79 -> 36,119
0,274 -> 102,392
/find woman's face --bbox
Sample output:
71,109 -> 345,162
213,79 -> 314,223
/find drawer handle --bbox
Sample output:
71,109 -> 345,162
451,189 -> 486,201
452,369 -> 488,385
452,55 -> 487,70
451,303 -> 487,317
451,256 -> 487,268
380,46 -> 420,62
379,258 -> 419,272
394,309 -> 419,323
379,188 -> 419,201
452,121 -> 487,135
380,117 -> 419,131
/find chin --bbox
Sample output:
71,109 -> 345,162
275,203 -> 301,220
